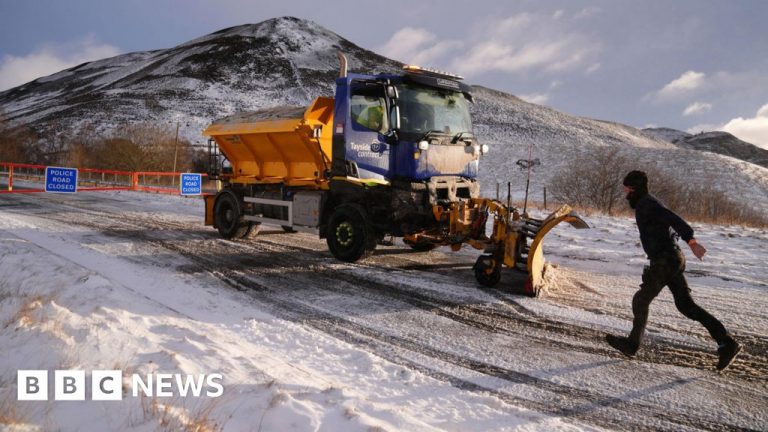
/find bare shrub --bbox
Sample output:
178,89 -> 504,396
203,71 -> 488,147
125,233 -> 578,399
548,146 -> 629,215
0,115 -> 197,173
79,123 -> 194,172
64,123 -> 101,168
0,117 -> 196,172
141,395 -> 222,432
549,146 -> 768,227
4,294 -> 52,329
0,113 -> 38,163
0,391 -> 32,426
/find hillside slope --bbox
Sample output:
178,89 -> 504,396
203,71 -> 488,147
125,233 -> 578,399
644,128 -> 768,168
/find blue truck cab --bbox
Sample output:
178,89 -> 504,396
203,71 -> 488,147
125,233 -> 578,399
330,67 -> 486,204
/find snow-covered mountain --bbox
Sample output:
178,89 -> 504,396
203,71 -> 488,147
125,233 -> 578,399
1,16 -> 766,211
644,127 -> 768,168
641,127 -> 691,144
0,17 -> 402,143
0,16 -> 669,151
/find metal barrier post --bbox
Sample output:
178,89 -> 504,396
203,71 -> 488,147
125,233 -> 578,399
8,164 -> 12,192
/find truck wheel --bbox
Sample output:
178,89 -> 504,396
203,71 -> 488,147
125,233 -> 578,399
326,204 -> 376,262
214,191 -> 252,239
474,255 -> 501,287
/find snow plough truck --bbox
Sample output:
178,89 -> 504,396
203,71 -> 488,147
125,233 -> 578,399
202,53 -> 588,295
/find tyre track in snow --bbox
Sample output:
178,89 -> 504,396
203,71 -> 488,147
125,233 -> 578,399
11,195 -> 768,379
10,195 -> 768,384
542,269 -> 768,378
42,197 -> 765,381
236,233 -> 768,382
132,243 -> 766,432
5,195 -> 766,431
56,216 -> 747,431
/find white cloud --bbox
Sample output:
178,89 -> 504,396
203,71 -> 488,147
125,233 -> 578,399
457,40 -> 570,75
0,36 -> 120,91
519,93 -> 549,105
379,12 -> 600,79
653,70 -> 706,101
720,103 -> 768,149
450,13 -> 600,77
683,101 -> 713,116
585,63 -> 601,75
376,27 -> 461,67
574,7 -> 602,19
552,10 -> 565,20
549,80 -> 563,90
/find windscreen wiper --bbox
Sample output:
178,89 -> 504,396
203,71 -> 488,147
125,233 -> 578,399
419,129 -> 447,141
452,131 -> 475,143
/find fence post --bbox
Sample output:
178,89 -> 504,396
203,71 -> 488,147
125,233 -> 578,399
8,164 -> 13,192
132,172 -> 139,191
543,187 -> 547,210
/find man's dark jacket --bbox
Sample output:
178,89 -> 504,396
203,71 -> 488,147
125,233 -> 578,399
634,194 -> 694,259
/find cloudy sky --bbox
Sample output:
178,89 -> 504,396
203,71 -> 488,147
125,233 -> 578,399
1,0 -> 767,148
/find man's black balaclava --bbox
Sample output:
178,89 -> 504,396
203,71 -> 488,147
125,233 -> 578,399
623,170 -> 649,209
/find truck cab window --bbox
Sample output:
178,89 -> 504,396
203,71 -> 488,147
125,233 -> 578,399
396,83 -> 472,137
350,85 -> 389,134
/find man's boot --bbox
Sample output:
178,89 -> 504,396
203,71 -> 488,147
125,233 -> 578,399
716,338 -> 742,371
606,334 -> 639,358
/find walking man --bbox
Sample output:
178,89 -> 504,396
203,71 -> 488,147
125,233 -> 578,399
606,170 -> 742,371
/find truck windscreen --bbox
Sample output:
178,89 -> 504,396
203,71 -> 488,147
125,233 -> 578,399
396,83 -> 472,137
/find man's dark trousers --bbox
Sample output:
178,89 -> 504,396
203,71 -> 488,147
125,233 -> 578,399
628,247 -> 729,347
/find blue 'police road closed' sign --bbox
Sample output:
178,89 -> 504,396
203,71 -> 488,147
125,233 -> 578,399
45,167 -> 78,193
180,173 -> 202,195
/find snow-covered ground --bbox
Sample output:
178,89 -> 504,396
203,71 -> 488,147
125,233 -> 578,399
0,191 -> 765,431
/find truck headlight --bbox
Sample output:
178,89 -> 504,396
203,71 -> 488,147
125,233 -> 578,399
418,140 -> 430,151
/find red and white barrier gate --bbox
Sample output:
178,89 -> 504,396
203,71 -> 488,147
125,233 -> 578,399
0,162 -> 211,195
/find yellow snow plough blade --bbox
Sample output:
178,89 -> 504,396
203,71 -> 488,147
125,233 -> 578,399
525,205 -> 589,292
406,200 -> 588,294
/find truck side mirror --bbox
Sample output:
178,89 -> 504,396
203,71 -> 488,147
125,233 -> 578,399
389,105 -> 400,130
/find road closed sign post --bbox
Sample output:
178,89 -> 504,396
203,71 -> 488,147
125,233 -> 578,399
180,173 -> 202,196
45,167 -> 78,193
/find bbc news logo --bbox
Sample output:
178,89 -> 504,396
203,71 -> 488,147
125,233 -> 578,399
17,370 -> 223,401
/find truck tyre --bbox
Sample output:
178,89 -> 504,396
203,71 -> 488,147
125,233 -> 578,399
214,191 -> 253,239
474,255 -> 501,287
326,204 -> 376,262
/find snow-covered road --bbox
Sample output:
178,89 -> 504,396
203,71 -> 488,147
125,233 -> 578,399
0,191 -> 765,431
